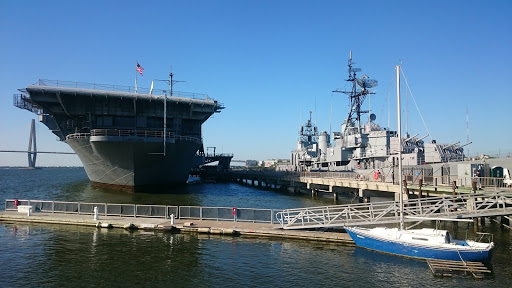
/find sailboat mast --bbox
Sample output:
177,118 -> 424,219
163,92 -> 167,156
397,65 -> 404,230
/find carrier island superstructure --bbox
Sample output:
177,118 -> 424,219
14,76 -> 223,187
291,52 -> 470,173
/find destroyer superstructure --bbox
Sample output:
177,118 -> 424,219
291,52 -> 469,172
14,77 -> 223,187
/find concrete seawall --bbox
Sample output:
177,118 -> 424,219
0,211 -> 354,245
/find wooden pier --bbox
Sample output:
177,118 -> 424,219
427,259 -> 492,278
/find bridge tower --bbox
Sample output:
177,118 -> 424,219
27,119 -> 37,168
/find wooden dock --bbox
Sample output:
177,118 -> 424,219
0,210 -> 354,245
427,259 -> 492,278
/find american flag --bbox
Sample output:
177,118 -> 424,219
136,62 -> 144,76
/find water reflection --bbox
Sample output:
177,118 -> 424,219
1,223 -> 511,287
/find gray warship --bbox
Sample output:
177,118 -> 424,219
14,74 -> 223,187
291,52 -> 470,173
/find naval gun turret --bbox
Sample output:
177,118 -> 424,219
414,134 -> 429,146
454,142 -> 472,155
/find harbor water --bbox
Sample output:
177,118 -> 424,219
0,167 -> 511,287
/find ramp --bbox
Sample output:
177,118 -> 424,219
276,192 -> 512,230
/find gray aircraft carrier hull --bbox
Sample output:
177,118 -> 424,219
67,136 -> 200,187
14,79 -> 224,188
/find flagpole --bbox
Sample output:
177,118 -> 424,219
135,61 -> 138,93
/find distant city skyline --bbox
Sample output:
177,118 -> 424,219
1,0 -> 511,167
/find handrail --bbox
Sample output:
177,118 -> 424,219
65,129 -> 202,143
3,200 -> 275,223
275,191 -> 512,229
36,79 -> 211,100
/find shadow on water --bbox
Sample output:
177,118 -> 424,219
90,181 -> 194,194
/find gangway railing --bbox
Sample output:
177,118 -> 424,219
276,192 -> 512,230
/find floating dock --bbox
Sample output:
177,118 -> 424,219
0,210 -> 354,245
427,259 -> 492,278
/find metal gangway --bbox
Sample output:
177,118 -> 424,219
276,192 -> 512,230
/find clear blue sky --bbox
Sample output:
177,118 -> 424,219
1,0 -> 511,167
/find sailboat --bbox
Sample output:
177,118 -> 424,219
345,65 -> 495,262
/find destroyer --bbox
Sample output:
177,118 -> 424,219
291,52 -> 470,173
14,74 -> 223,187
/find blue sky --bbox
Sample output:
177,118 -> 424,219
1,0 -> 511,166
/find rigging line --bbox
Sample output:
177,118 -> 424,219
400,67 -> 433,142
384,66 -> 396,130
315,95 -> 317,132
330,93 -> 333,137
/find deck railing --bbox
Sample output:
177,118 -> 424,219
299,171 -> 511,188
36,79 -> 210,100
66,129 -> 202,144
4,200 -> 275,223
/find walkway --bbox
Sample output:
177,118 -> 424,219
276,191 -> 512,230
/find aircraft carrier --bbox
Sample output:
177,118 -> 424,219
13,76 -> 223,187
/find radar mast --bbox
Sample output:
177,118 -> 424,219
333,51 -> 378,135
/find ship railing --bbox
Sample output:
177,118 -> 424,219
36,79 -> 211,100
204,153 -> 234,158
90,129 -> 175,138
66,129 -> 201,143
3,200 -> 276,223
66,133 -> 91,140
12,94 -> 43,115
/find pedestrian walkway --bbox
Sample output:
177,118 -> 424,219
277,191 -> 512,229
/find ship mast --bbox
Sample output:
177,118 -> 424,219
299,111 -> 318,144
333,51 -> 377,136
